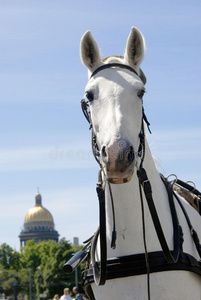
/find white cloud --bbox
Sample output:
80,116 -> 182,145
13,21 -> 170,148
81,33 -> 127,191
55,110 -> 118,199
0,143 -> 96,172
0,72 -> 85,104
147,127 -> 201,183
148,127 -> 201,159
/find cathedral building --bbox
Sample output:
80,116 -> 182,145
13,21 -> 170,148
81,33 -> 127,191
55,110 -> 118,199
19,192 -> 59,247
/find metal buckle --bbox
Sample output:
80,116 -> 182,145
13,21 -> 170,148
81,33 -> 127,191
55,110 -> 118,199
166,174 -> 178,184
186,181 -> 196,193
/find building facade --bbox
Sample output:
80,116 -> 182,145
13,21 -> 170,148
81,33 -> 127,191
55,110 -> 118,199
19,192 -> 59,247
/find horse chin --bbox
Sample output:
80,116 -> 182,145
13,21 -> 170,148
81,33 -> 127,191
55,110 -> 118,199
108,175 -> 133,184
103,163 -> 134,184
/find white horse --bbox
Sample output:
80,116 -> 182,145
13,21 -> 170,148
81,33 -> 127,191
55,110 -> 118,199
79,27 -> 201,300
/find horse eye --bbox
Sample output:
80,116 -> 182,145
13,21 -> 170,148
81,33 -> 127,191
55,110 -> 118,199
137,89 -> 145,99
86,91 -> 94,102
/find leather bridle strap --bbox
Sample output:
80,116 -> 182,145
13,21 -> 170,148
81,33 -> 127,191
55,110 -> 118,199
173,191 -> 201,258
90,63 -> 140,79
137,168 -> 183,264
175,179 -> 201,197
91,181 -> 107,285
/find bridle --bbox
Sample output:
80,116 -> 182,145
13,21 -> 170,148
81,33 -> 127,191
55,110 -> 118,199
81,63 -> 151,169
82,62 -> 179,278
63,63 -> 201,300
81,62 -> 153,288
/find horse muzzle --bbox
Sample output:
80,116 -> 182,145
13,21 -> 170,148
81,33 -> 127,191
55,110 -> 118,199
100,140 -> 135,184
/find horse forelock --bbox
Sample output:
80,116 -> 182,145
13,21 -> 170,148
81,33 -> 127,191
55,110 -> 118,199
102,55 -> 124,64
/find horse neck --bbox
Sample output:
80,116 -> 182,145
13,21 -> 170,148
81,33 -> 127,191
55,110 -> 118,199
105,138 -> 171,258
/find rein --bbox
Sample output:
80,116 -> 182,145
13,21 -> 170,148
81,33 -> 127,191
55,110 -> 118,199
137,169 -> 183,264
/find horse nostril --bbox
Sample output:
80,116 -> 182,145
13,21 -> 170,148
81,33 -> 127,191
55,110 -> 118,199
127,146 -> 135,162
101,145 -> 107,159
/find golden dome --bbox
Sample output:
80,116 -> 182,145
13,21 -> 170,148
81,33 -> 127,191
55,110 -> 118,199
24,192 -> 54,224
24,206 -> 54,223
19,191 -> 59,246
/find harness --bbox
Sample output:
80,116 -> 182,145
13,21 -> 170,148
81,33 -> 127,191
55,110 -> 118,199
63,63 -> 201,300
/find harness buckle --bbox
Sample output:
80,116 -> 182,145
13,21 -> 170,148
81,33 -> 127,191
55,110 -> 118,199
142,179 -> 150,189
137,168 -> 152,197
143,180 -> 152,198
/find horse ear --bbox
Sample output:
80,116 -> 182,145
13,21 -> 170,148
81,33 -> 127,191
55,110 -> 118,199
124,27 -> 145,67
80,31 -> 102,72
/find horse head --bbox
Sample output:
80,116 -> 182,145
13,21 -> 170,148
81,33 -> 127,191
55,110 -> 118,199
80,27 -> 146,184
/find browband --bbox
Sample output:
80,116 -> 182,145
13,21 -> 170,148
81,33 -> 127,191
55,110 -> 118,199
91,63 -> 139,79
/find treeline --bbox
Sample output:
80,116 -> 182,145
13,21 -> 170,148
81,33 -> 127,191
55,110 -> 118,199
0,238 -> 82,299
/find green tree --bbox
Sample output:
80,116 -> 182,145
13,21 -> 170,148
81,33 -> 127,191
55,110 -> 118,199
17,268 -> 30,297
0,239 -> 83,299
0,244 -> 22,297
0,244 -> 21,271
1,269 -> 18,296
21,240 -> 41,272
42,240 -> 75,297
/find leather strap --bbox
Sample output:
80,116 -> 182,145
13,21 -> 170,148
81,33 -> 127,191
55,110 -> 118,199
90,63 -> 139,79
91,183 -> 107,285
176,179 -> 201,197
174,191 -> 201,258
137,168 -> 183,263
83,251 -> 201,288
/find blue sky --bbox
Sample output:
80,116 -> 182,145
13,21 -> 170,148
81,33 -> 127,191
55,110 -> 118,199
0,0 -> 200,251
